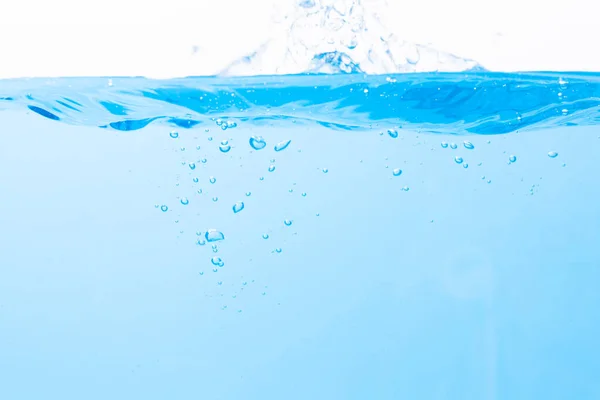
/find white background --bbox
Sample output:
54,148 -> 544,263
0,0 -> 597,78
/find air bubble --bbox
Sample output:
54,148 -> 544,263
169,131 -> 179,139
160,205 -> 168,212
233,202 -> 245,213
180,197 -> 189,205
441,142 -> 448,148
454,156 -> 464,164
249,136 -> 267,150
393,168 -> 402,176
463,141 -> 474,150
548,151 -> 558,158
205,229 -> 225,242
387,129 -> 398,138
274,140 -> 292,152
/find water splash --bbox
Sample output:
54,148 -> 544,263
220,0 -> 482,76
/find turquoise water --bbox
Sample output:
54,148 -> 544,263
1,72 -> 600,399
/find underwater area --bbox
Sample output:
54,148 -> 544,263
1,72 -> 600,399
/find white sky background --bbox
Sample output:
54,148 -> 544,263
0,0 -> 597,78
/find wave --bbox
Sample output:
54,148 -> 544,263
220,0 -> 483,76
1,72 -> 599,134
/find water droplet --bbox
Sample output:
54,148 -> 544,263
189,163 -> 196,170
227,121 -> 237,128
211,257 -> 224,267
233,202 -> 245,213
262,233 -> 269,239
509,155 -> 517,163
160,205 -> 168,212
201,158 -> 207,163
208,137 -> 213,141
322,168 -> 329,173
441,142 -> 448,148
487,179 -> 492,184
259,176 -> 264,181
196,238 -> 206,246
219,143 -> 231,153
180,197 -> 189,205
274,139 -> 292,152
249,136 -> 267,150
450,143 -> 457,149
205,229 -> 224,242
212,197 -> 218,202
284,219 -> 292,226
548,151 -> 558,158
215,119 -> 223,126
454,156 -> 464,164
180,147 -> 185,152
192,177 -> 199,183
199,271 -> 204,276
401,186 -> 410,192
275,248 -> 282,253
387,129 -> 398,138
209,177 -> 216,184
393,168 -> 402,176
268,165 -> 276,172
196,145 -> 201,150
197,189 -> 203,194
245,191 -> 251,196
463,141 -> 474,150
301,192 -> 307,197
463,163 -> 469,168
169,130 -> 179,139
212,244 -> 218,253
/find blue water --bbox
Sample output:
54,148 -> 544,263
1,72 -> 600,399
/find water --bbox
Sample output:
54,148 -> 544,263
1,72 -> 600,399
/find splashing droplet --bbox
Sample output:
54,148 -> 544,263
392,168 -> 402,176
233,202 -> 245,213
249,136 -> 267,150
205,229 -> 225,242
274,139 -> 292,152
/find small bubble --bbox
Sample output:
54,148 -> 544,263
219,143 -> 231,153
268,165 -> 276,172
197,189 -> 203,194
509,155 -> 517,163
212,244 -> 218,253
561,109 -> 568,114
196,238 -> 206,246
387,129 -> 399,138
233,202 -> 245,213
487,179 -> 492,184
259,176 -> 264,181
193,177 -> 199,183
209,177 -> 216,184
180,147 -> 185,152
215,119 -> 223,126
160,205 -> 168,212
211,257 -> 224,267
249,136 -> 267,150
262,233 -> 269,239
322,168 -> 329,173
212,197 -> 218,202
201,158 -> 207,163
169,131 -> 179,139
301,192 -> 307,197
205,229 -> 224,242
274,139 -> 292,152
441,142 -> 448,148
284,219 -> 292,226
199,271 -> 204,276
463,163 -> 469,168
548,151 -> 558,158
454,156 -> 464,164
196,145 -> 201,150
189,163 -> 196,170
227,121 -> 237,128
450,143 -> 458,149
463,141 -> 475,150
213,268 -> 218,273
180,197 -> 189,205
217,281 -> 223,285
245,191 -> 251,196
275,248 -> 282,253
401,186 -> 410,191
393,168 -> 402,176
